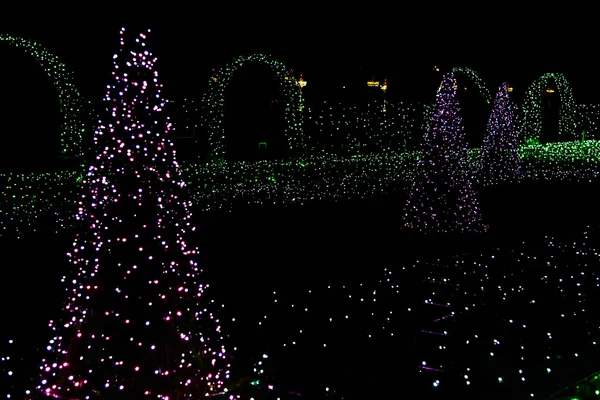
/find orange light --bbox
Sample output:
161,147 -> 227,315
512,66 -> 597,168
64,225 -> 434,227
547,88 -> 555,93
298,74 -> 307,88
380,78 -> 387,92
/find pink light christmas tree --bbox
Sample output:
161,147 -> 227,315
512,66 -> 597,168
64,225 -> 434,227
403,72 -> 484,233
36,28 -> 233,399
479,82 -> 520,185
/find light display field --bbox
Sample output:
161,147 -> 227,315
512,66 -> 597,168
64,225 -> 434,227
1,29 -> 600,400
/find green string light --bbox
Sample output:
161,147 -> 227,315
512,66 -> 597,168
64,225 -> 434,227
0,34 -> 86,159
452,66 -> 493,104
1,52 -> 600,236
203,54 -> 305,161
521,72 -> 577,143
0,34 -> 87,238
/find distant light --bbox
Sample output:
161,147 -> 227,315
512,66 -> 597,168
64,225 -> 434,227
380,78 -> 387,93
298,74 -> 307,88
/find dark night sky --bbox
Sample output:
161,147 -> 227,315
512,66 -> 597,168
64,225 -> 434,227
1,1 -> 598,101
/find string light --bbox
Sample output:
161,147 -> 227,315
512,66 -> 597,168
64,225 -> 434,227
0,34 -> 87,159
403,72 -> 484,233
417,228 -> 600,398
203,54 -> 305,161
36,28 -> 234,399
0,35 -> 599,399
479,82 -> 520,185
0,54 -> 600,236
521,72 -> 577,143
199,226 -> 600,400
452,66 -> 493,105
0,34 -> 86,239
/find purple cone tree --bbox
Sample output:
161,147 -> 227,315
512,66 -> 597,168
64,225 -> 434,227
37,28 -> 233,399
479,82 -> 520,185
404,73 -> 484,233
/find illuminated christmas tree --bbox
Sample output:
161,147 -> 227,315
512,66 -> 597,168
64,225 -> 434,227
37,28 -> 232,399
480,82 -> 520,185
403,73 -> 484,233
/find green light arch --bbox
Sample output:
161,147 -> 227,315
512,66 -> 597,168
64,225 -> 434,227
0,34 -> 86,159
203,53 -> 305,161
425,67 -> 493,135
451,66 -> 493,104
521,72 -> 576,143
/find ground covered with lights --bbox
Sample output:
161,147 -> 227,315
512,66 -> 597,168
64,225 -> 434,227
2,180 -> 600,400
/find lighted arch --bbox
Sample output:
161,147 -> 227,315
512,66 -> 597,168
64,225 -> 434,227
0,34 -> 86,159
521,72 -> 576,143
451,66 -> 493,104
424,67 -> 493,135
203,54 -> 305,160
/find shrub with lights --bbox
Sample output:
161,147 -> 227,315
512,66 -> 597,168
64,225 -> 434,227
403,72 -> 484,233
203,53 -> 305,161
37,28 -> 233,399
479,82 -> 520,185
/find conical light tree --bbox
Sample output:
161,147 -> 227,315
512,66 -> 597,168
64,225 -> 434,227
404,72 -> 484,233
37,28 -> 233,399
480,82 -> 520,185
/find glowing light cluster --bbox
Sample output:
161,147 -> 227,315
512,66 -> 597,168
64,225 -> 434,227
0,171 -> 82,238
36,28 -> 234,399
577,103 -> 600,140
3,58 -> 600,237
451,66 -> 493,104
202,226 -> 600,399
0,34 -> 87,159
403,73 -> 484,233
417,228 -> 600,398
521,72 -> 577,143
479,82 -> 520,185
179,140 -> 600,211
203,53 -> 305,160
301,99 -> 419,155
3,136 -> 600,237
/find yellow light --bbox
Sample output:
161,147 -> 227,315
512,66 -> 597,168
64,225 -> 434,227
547,88 -> 555,93
507,86 -> 513,93
367,81 -> 380,87
298,74 -> 307,88
380,78 -> 387,92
